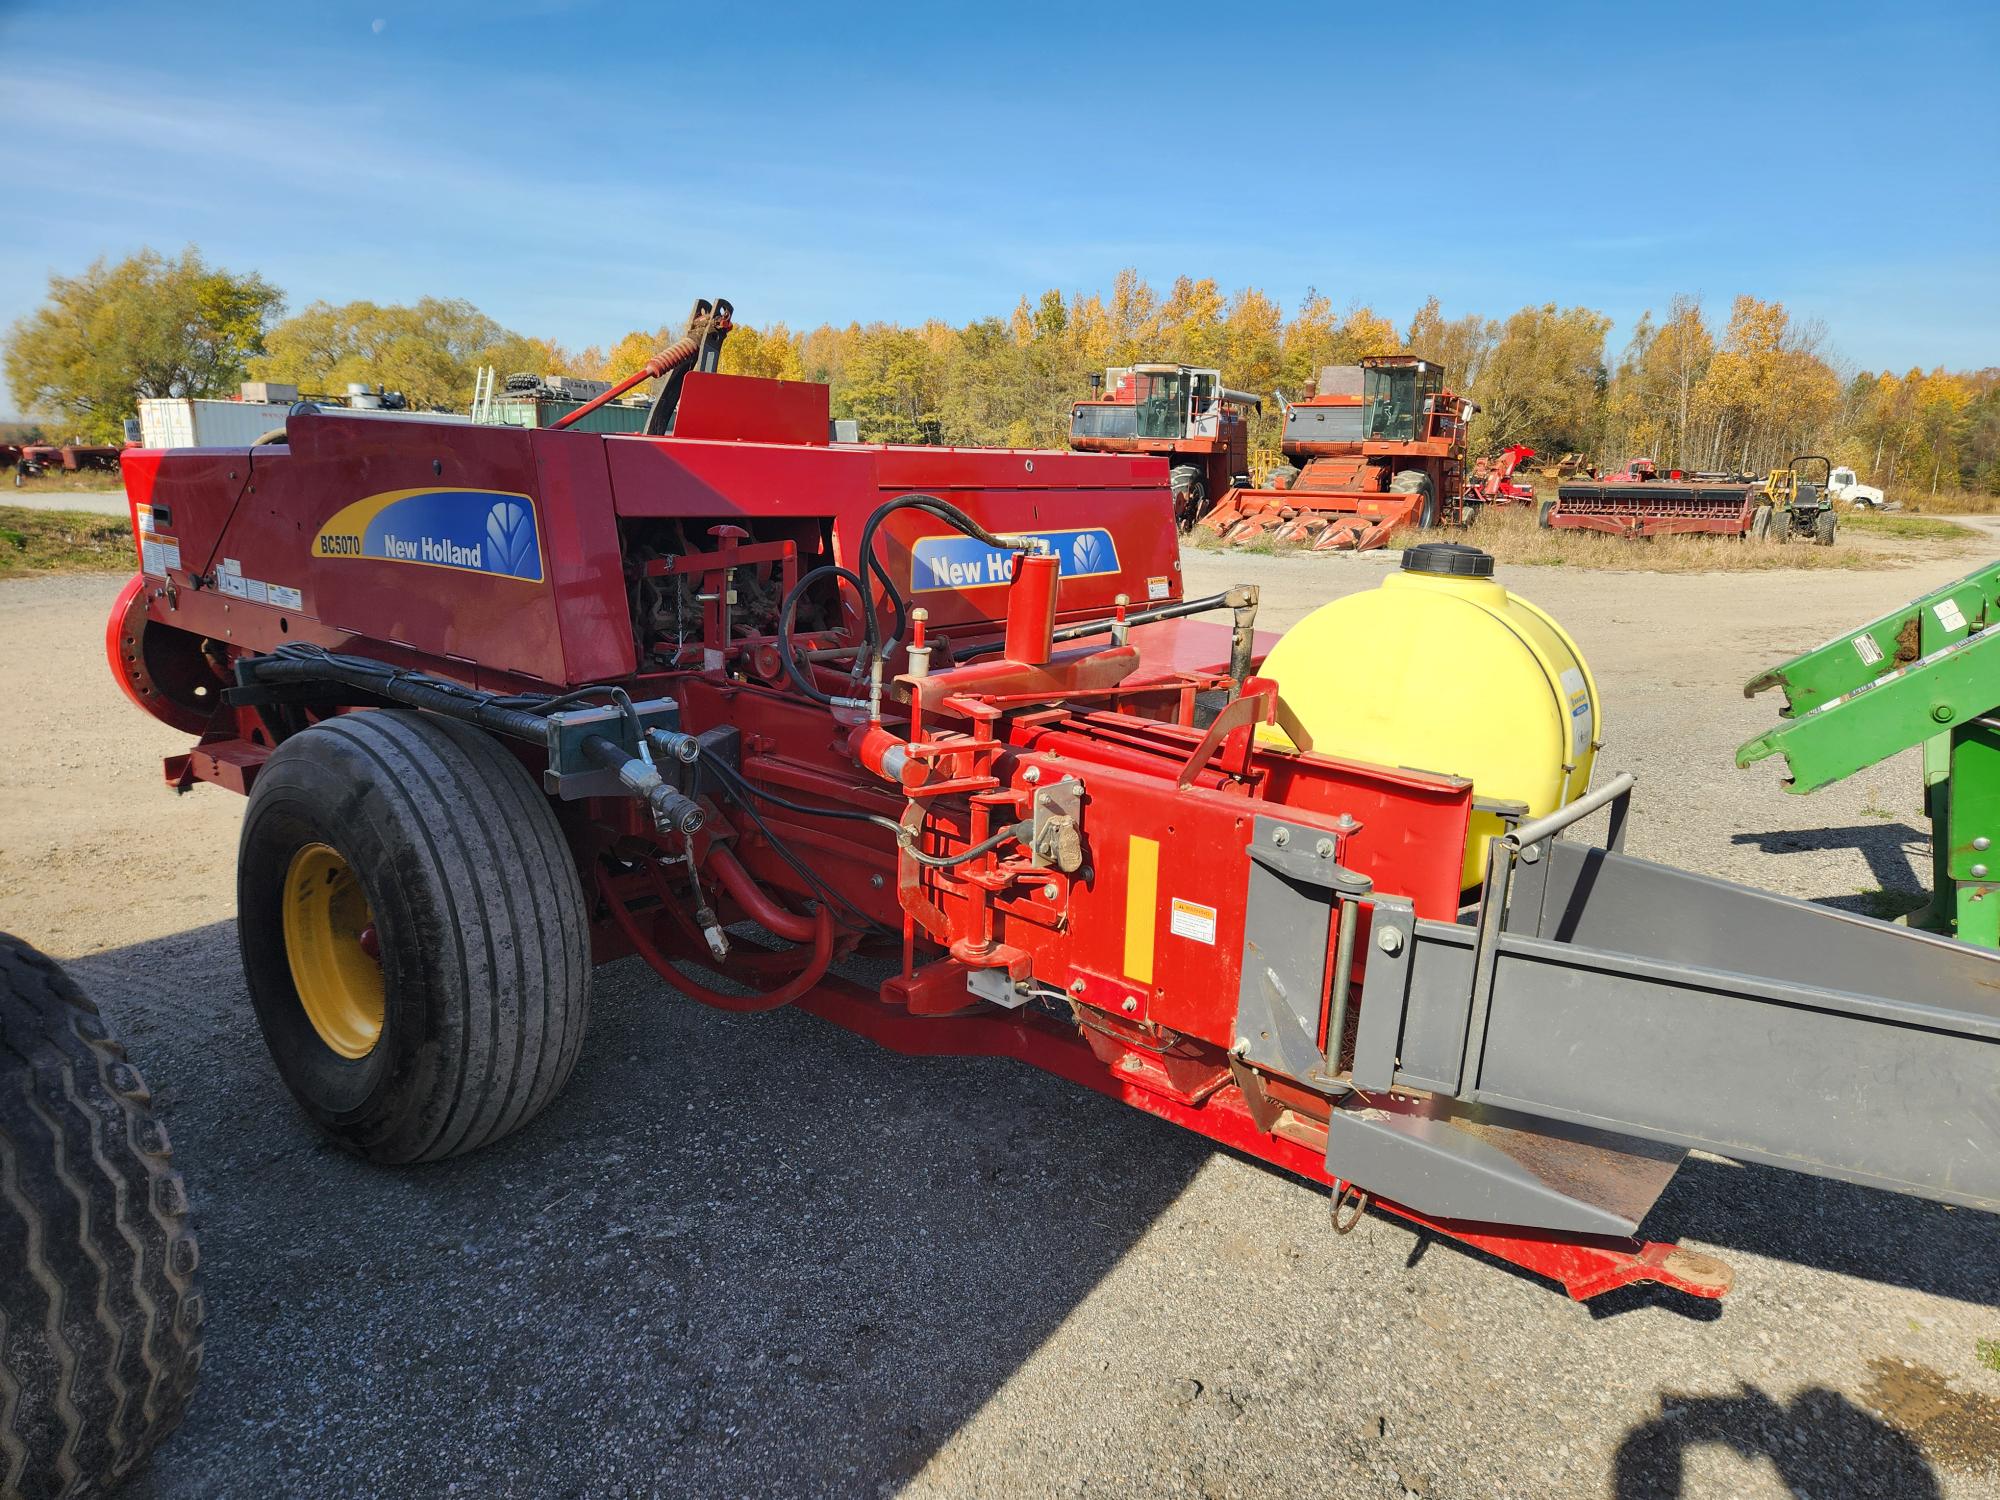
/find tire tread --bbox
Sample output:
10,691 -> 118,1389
0,937 -> 201,1500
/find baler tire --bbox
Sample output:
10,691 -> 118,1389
1749,503 -> 1772,541
1537,499 -> 1556,529
236,710 -> 590,1163
0,934 -> 204,1500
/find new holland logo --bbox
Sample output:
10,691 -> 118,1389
311,488 -> 544,582
909,527 -> 1121,593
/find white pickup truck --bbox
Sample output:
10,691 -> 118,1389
1827,465 -> 1889,508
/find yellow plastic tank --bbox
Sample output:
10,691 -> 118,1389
1258,542 -> 1600,889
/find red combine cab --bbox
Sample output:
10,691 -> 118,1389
1198,355 -> 1472,552
1068,364 -> 1260,529
103,299 -> 2000,1309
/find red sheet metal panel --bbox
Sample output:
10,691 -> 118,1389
671,371 -> 830,446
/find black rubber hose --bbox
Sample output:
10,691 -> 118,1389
242,653 -> 552,743
776,563 -> 871,707
697,748 -> 885,826
693,751 -> 893,934
855,493 -> 1032,654
891,817 -> 1030,869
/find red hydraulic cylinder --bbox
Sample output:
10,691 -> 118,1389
1003,551 -> 1059,665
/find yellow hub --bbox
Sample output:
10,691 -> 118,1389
282,842 -> 385,1059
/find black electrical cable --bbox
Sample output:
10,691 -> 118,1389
775,563 -> 870,707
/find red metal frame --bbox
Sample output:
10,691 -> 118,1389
108,370 -> 1738,1304
1547,483 -> 1761,539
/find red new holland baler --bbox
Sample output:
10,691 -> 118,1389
108,313 -> 2000,1305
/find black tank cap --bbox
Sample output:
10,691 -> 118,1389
1401,541 -> 1495,578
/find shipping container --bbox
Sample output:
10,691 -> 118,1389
136,399 -> 473,449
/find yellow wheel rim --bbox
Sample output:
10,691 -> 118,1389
282,842 -> 385,1059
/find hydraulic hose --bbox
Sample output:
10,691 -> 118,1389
595,861 -> 833,1014
776,563 -> 872,707
241,647 -> 553,742
855,493 -> 1033,655
707,843 -> 816,942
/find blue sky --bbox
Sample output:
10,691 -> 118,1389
1,0 -> 1994,418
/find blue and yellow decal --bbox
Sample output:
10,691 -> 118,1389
311,488 -> 544,583
910,527 -> 1120,593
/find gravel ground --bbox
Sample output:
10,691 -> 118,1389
2,541 -> 1997,1500
1,487 -> 126,515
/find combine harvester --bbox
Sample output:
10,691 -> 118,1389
102,298 -> 1998,1308
1068,363 -> 1259,529
1198,355 -> 1471,552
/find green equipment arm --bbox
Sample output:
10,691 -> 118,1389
1742,557 -> 2000,716
1736,626 -> 2000,792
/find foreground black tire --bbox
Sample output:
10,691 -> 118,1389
237,710 -> 590,1163
1813,509 -> 1837,546
0,936 -> 203,1500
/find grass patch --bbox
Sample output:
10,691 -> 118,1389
1888,487 -> 2000,516
0,506 -> 133,578
1842,510 -> 1974,541
1427,503 -> 1962,573
1978,1338 -> 2000,1375
1189,498 -> 1976,573
8,468 -> 123,495
1854,888 -> 1931,922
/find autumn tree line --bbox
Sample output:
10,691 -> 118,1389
7,247 -> 1996,498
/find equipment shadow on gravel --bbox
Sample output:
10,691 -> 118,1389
1611,1383 -> 1941,1499
1729,822 -> 1930,907
70,919 -> 1999,1497
74,922 -> 1210,1498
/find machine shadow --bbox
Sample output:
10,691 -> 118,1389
79,917 -> 1998,1497
1729,822 -> 1929,908
78,921 -> 1213,1499
1611,1384 -> 1940,1499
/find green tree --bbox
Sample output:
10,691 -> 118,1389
1606,295 -> 1713,469
1472,305 -> 1610,458
252,296 -> 542,411
4,247 -> 282,442
1404,297 -> 1496,395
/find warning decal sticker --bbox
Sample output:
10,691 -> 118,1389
1169,897 -> 1217,946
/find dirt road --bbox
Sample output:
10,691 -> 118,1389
2,545 -> 1996,1499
